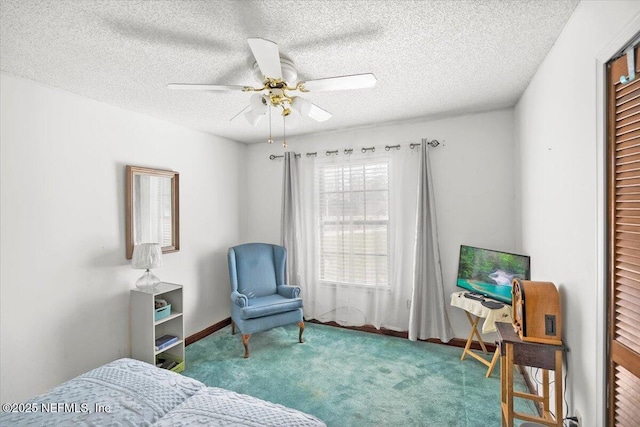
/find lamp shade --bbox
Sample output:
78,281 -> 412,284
250,93 -> 268,114
243,108 -> 265,127
291,97 -> 312,117
284,107 -> 301,129
132,243 -> 163,270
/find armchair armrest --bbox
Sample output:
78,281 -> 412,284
277,285 -> 301,299
231,291 -> 248,307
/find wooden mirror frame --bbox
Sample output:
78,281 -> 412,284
126,165 -> 180,259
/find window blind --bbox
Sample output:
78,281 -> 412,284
316,159 -> 390,287
607,44 -> 640,427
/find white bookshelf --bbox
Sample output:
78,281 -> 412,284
131,282 -> 185,370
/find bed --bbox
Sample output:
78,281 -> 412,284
0,358 -> 326,426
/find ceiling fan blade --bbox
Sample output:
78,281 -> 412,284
167,83 -> 248,91
307,103 -> 332,122
229,105 -> 250,122
247,37 -> 282,80
301,73 -> 377,92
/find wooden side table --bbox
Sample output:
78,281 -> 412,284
496,322 -> 566,427
450,292 -> 512,377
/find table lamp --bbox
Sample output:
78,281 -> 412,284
132,243 -> 163,290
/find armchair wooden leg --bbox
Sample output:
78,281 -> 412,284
231,321 -> 236,335
298,321 -> 305,343
242,334 -> 251,358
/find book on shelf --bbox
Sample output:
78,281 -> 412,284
156,358 -> 179,370
162,361 -> 178,370
155,334 -> 178,351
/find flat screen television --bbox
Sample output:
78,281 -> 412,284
456,245 -> 530,304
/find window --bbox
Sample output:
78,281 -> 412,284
316,158 -> 390,287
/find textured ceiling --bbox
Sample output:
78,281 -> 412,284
0,0 -> 580,143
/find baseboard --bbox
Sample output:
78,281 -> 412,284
307,319 -> 497,352
185,317 -> 231,346
308,319 -> 408,338
425,337 -> 497,352
186,317 -> 498,353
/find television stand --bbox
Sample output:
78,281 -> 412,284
450,291 -> 513,377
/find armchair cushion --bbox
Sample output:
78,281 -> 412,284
239,294 -> 303,320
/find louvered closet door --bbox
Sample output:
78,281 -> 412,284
608,45 -> 640,427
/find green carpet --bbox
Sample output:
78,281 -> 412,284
183,323 -> 537,426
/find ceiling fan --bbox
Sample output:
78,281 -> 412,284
167,37 -> 376,143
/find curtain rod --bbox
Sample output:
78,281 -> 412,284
269,153 -> 301,160
268,139 -> 440,160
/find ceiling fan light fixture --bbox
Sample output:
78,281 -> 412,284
292,97 -> 312,117
250,93 -> 268,113
243,108 -> 264,127
284,107 -> 301,129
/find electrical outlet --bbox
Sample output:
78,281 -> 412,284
575,409 -> 582,427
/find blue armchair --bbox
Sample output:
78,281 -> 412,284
227,243 -> 304,358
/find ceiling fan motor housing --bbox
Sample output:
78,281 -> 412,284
253,56 -> 298,86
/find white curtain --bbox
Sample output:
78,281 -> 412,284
281,152 -> 303,285
282,147 -> 420,331
408,142 -> 453,342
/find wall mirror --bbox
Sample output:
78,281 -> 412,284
126,165 -> 180,259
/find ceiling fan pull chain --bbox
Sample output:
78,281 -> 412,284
268,106 -> 273,144
283,114 -> 287,148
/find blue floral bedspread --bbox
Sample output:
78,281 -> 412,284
0,358 -> 325,426
154,387 -> 326,427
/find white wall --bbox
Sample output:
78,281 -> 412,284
514,1 -> 640,424
0,73 -> 244,403
243,109 -> 518,339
